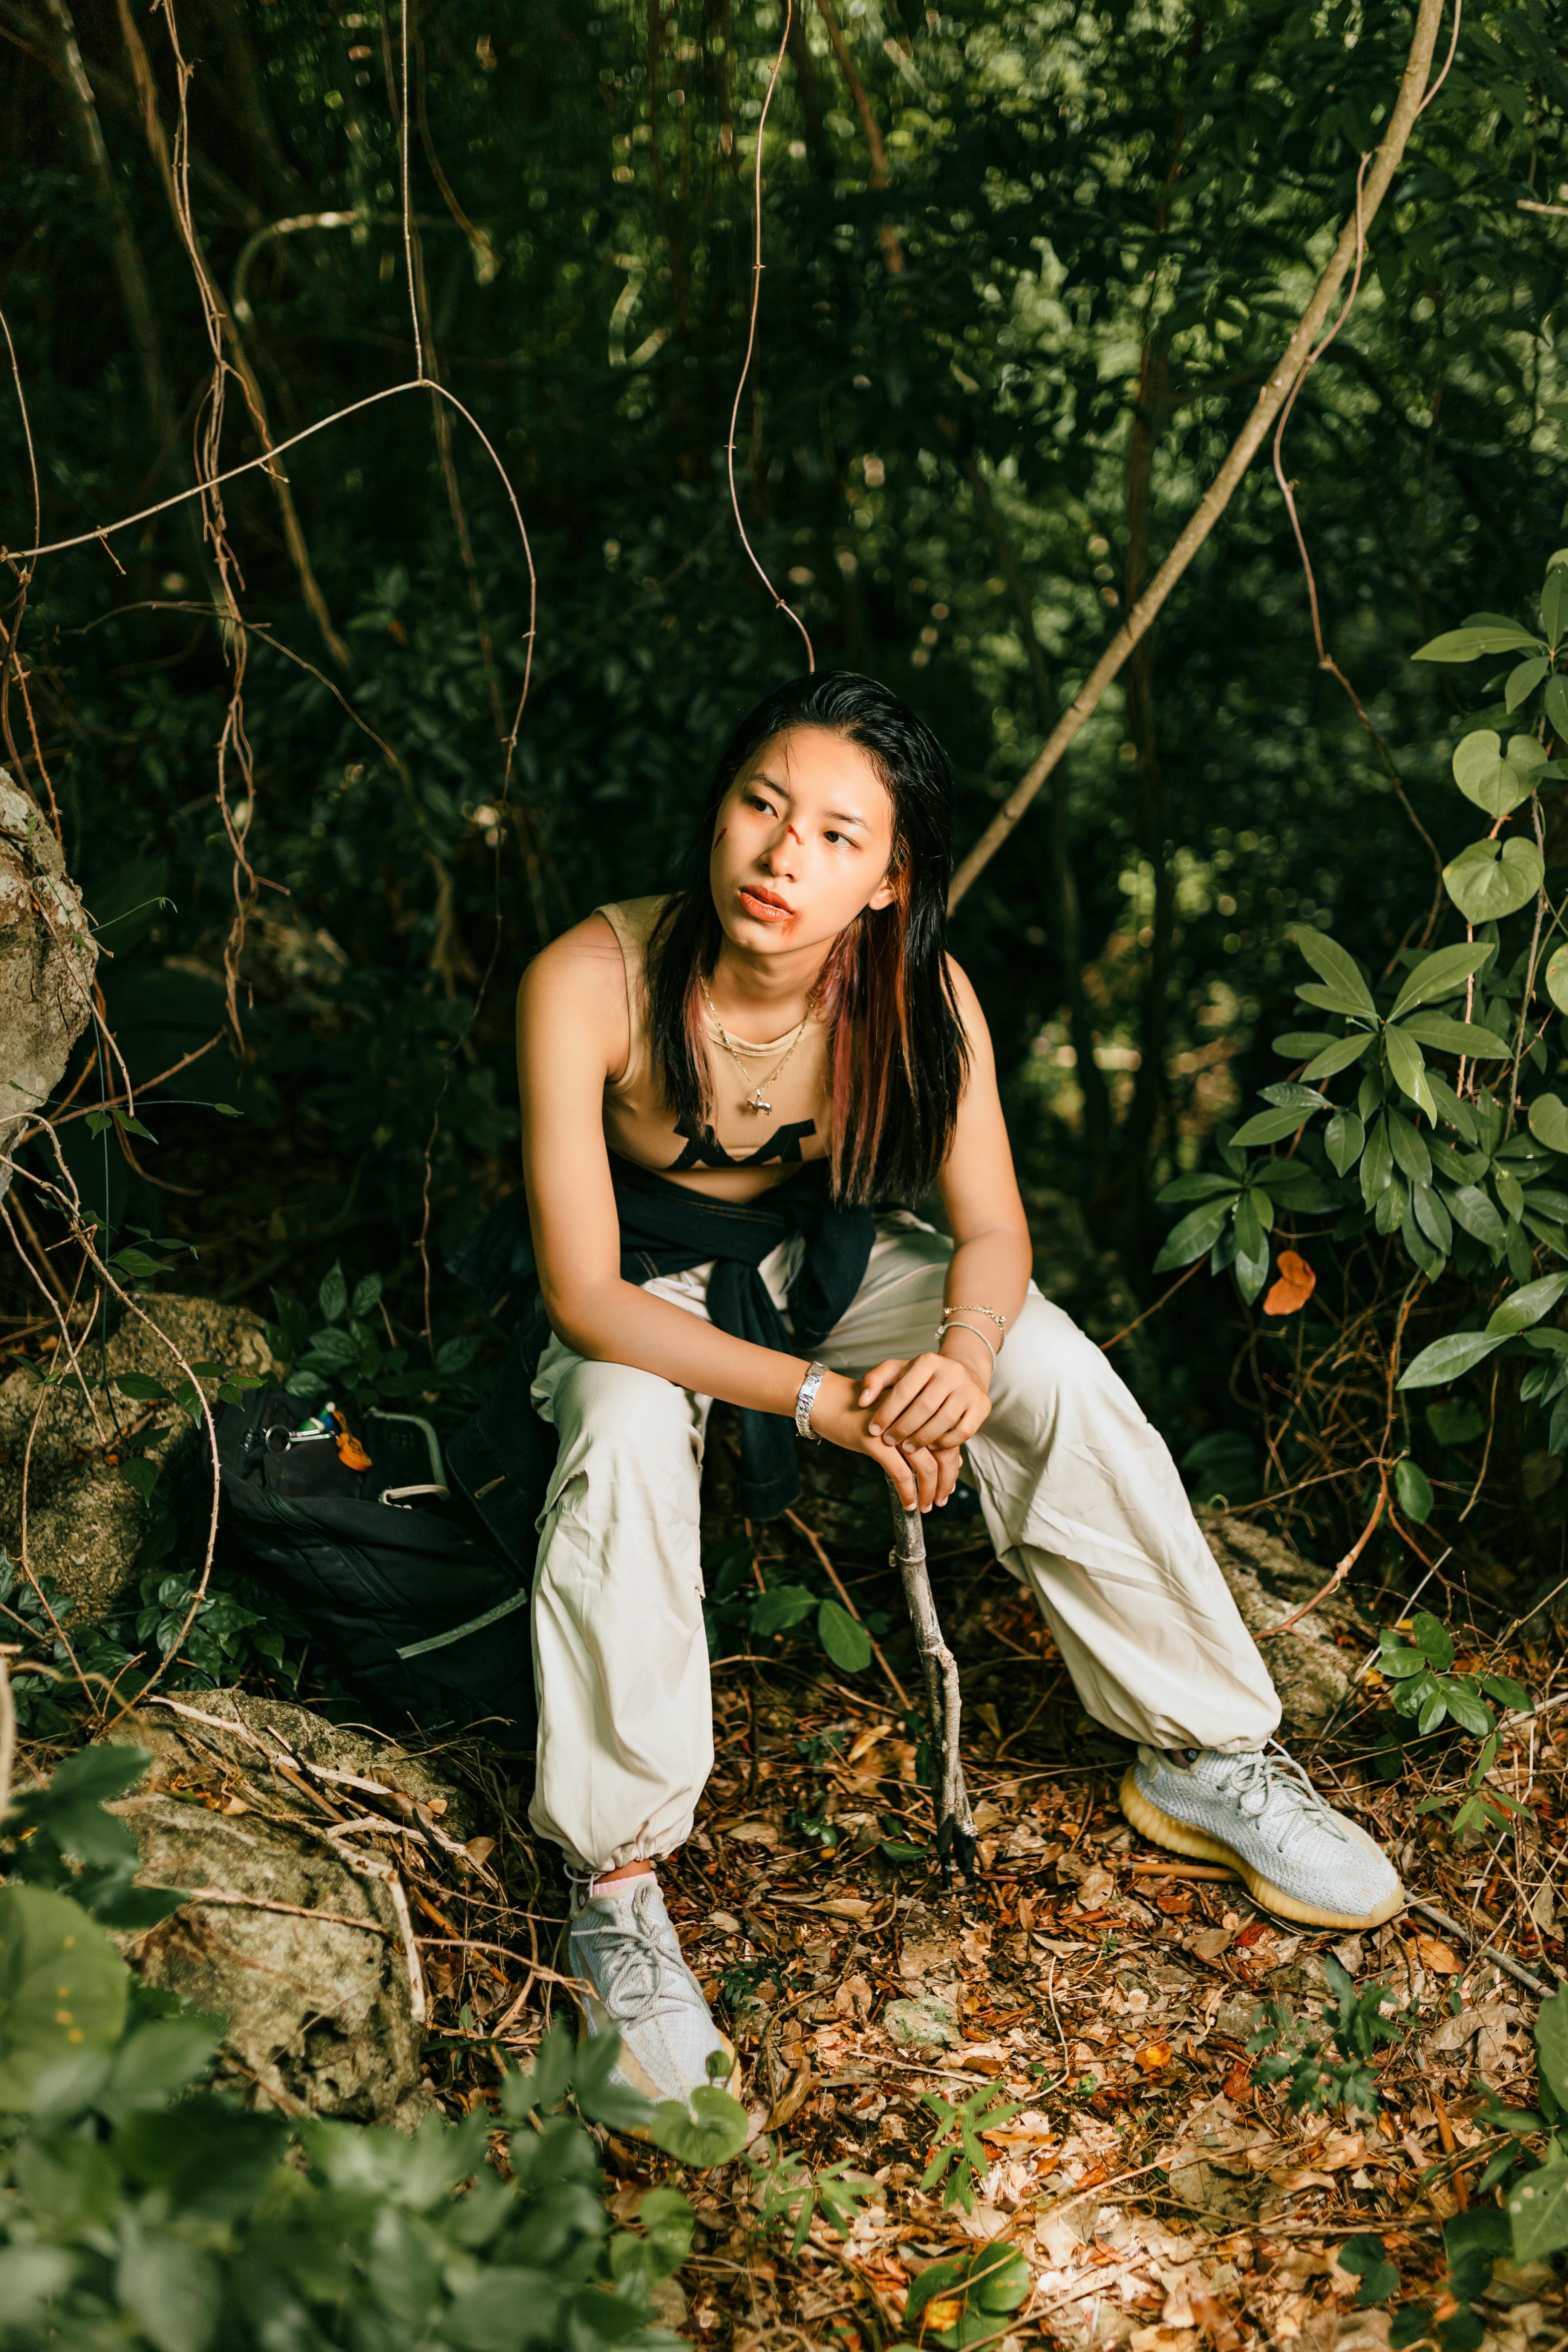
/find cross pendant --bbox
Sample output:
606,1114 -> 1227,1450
747,1090 -> 771,1113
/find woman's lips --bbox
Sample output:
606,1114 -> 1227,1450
738,887 -> 793,923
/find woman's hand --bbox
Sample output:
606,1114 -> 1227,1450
809,1370 -> 961,1511
860,1343 -> 993,1453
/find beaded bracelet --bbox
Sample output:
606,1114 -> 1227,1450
943,1302 -> 1008,1334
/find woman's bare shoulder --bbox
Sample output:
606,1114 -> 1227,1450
517,912 -> 626,1045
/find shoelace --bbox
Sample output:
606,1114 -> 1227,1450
572,1883 -> 685,2029
1207,1745 -> 1352,1848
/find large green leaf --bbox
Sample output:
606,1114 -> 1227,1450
1507,655 -> 1550,710
1532,1095 -> 1568,1155
1443,837 -> 1544,924
1413,625 -> 1544,662
0,1888 -> 129,2110
1398,1331 -> 1510,1389
1485,1272 -> 1568,1335
1536,1984 -> 1568,2112
1444,1183 -> 1507,1250
1360,1115 -> 1393,1206
648,2082 -> 750,2168
1547,946 -> 1568,1018
1385,1106 -> 1431,1189
1293,927 -> 1376,1017
1153,1195 -> 1234,1273
1396,1013 -> 1510,1058
116,2229 -> 223,2352
1325,1110 -> 1365,1176
1452,729 -> 1547,817
1230,1104 -> 1321,1148
818,1599 -> 872,1673
1508,2163 -> 1568,2265
1387,941 -> 1493,1020
1300,1032 -> 1376,1082
1547,673 -> 1568,740
1383,1025 -> 1432,1115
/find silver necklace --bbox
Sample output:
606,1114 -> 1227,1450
698,975 -> 813,1115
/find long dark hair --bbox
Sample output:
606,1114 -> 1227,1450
645,670 -> 969,1205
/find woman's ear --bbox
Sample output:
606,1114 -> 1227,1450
866,868 -> 898,913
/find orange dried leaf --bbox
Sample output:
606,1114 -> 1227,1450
1415,1934 -> 1464,1975
1134,2040 -> 1173,2075
1262,1248 -> 1316,1317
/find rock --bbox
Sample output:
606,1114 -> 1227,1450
0,1295 -> 279,1621
104,1687 -> 478,2125
884,1994 -> 960,2048
1200,1512 -> 1363,1735
0,767 -> 97,1195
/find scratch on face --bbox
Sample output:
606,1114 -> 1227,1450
713,826 -> 727,844
786,822 -> 803,844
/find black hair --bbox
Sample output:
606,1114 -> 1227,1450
645,669 -> 969,1205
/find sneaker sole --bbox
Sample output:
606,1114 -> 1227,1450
571,1984 -> 742,2139
1118,1766 -> 1404,1932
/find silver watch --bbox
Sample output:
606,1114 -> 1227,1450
794,1360 -> 827,1441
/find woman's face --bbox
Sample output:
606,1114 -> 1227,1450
708,726 -> 897,959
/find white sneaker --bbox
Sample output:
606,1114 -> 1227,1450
1121,1746 -> 1403,1931
568,1873 -> 740,2113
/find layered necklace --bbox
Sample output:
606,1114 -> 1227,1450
698,973 -> 817,1115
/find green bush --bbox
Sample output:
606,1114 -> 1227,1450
0,1730 -> 749,2349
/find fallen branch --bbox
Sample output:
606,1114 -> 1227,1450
946,0 -> 1446,910
1405,1894 -> 1552,2002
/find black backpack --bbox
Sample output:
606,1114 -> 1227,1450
216,1387 -> 535,1748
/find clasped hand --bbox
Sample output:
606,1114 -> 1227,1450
811,1349 -> 992,1512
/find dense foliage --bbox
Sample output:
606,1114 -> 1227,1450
2,2 -> 1567,1663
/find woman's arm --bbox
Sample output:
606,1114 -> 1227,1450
516,921 -> 939,1505
856,960 -> 1032,1466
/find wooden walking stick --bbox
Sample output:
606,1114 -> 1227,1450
885,1479 -> 976,1885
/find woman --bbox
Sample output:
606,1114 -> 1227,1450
515,670 -> 1399,2108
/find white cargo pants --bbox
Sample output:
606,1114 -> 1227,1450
528,1215 -> 1280,1877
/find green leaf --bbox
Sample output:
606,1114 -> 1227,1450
818,1599 -> 872,1673
1274,1031 -> 1336,1057
1413,1183 -> 1453,1256
1443,837 -> 1545,925
1410,1611 -> 1454,1670
1545,572 -> 1568,649
1486,1271 -> 1568,1335
117,2229 -> 222,2352
750,1584 -> 818,1636
1536,1985 -> 1568,2113
1155,1173 -> 1240,1204
1444,1183 -> 1507,1252
119,1459 -> 158,1502
1325,1110 -> 1366,1177
1384,1029 -> 1431,1116
1388,941 -> 1494,1020
1293,928 -> 1376,1017
212,1102 -> 241,1118
113,1373 -> 174,1403
1532,1095 -> 1568,1156
648,2081 -> 749,2168
1508,2162 -> 1568,2264
1360,1115 -> 1393,1206
0,1887 -> 129,2109
1394,1459 -> 1434,1524
1300,1032 -> 1377,1082
1386,1107 -> 1432,1188
1545,946 -> 1568,1019
1452,730 -> 1548,817
350,1272 -> 384,1317
1507,655 -> 1551,710
1396,1013 -> 1510,1058
1153,1196 -> 1235,1273
1398,1331 -> 1510,1389
1413,625 -> 1544,661
1231,1104 -> 1320,1147
1547,673 -> 1568,740
318,1261 -> 348,1326
1260,1082 -> 1333,1112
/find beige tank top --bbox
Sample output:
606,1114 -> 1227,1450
596,896 -> 831,1193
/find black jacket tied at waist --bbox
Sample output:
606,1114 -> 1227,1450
446,1158 -> 876,1567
